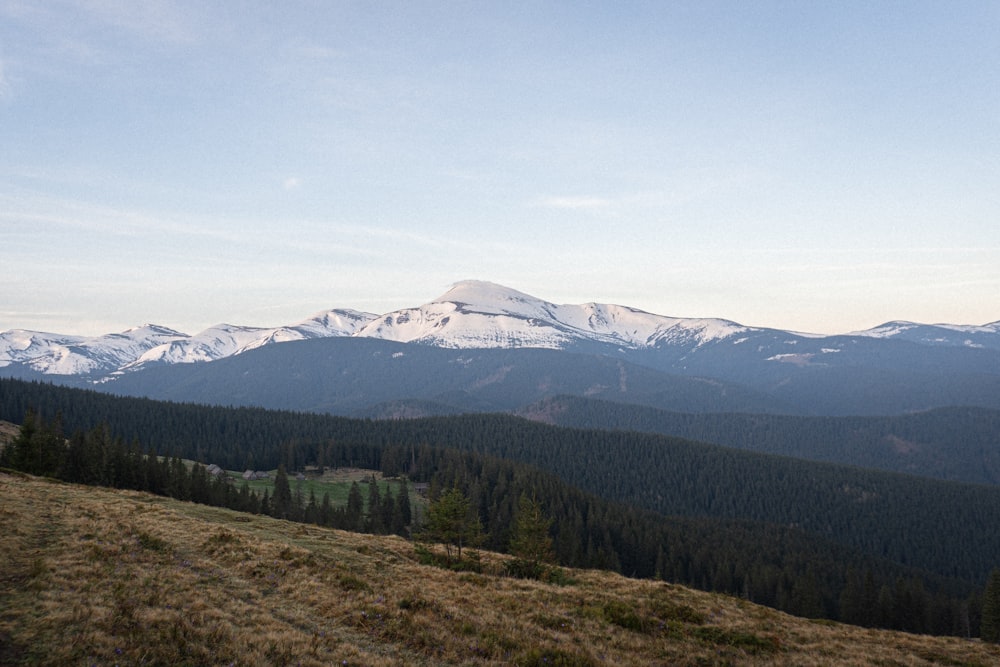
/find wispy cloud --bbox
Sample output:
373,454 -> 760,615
0,185 -> 488,264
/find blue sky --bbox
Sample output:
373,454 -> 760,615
2,1 -> 998,336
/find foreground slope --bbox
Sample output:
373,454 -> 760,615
2,472 -> 998,666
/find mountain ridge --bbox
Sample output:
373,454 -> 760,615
3,280 -> 999,382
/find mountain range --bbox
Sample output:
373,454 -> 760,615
3,280 -> 1000,416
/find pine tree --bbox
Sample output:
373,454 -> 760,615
167,455 -> 190,500
272,465 -> 293,519
304,488 -> 319,525
394,479 -> 412,536
293,478 -> 306,523
379,485 -> 395,535
1,409 -> 36,469
320,491 -> 333,527
5,410 -> 65,477
424,486 -> 481,563
982,567 -> 1000,642
839,568 -> 867,626
508,493 -> 555,578
346,482 -> 364,532
366,476 -> 382,532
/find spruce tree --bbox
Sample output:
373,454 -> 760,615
982,567 -> 1000,642
425,486 -> 481,563
272,464 -> 293,519
394,479 -> 412,536
5,410 -> 65,477
1,409 -> 33,469
320,491 -> 333,527
508,493 -> 555,578
366,476 -> 382,532
346,482 -> 364,531
379,485 -> 395,535
304,488 -> 319,525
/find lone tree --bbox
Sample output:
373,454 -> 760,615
983,567 -> 1000,643
508,493 -> 555,578
272,464 -> 294,520
424,486 -> 481,563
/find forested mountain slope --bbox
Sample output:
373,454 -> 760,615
92,337 -> 800,415
89,332 -> 1000,415
519,396 -> 1000,486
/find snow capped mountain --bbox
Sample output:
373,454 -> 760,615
0,325 -> 186,375
852,320 -> 1000,350
1,280 -> 998,382
356,280 -> 750,349
124,309 -> 379,370
291,308 -> 378,338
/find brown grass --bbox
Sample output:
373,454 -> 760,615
1,471 -> 998,666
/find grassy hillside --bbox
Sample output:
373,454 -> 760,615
2,472 -> 998,666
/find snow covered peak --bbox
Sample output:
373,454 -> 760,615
356,280 -> 749,350
433,280 -> 555,317
292,308 -> 379,337
122,309 -> 381,371
0,325 -> 186,375
122,324 -> 189,337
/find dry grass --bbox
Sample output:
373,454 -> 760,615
2,471 -> 998,666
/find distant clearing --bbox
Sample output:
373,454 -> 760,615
229,466 -> 422,512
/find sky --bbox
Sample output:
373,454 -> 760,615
2,1 -> 998,337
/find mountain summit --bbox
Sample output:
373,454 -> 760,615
356,280 -> 749,350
